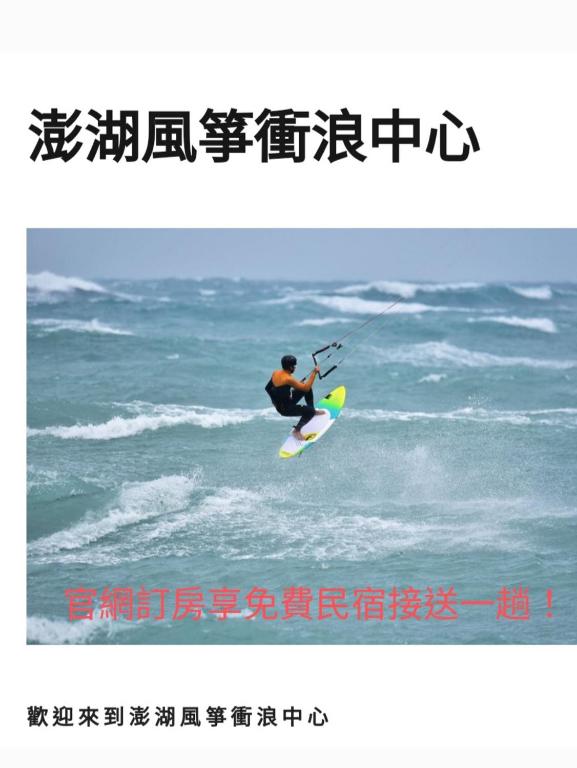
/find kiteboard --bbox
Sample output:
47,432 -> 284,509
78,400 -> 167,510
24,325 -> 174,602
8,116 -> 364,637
279,385 -> 346,459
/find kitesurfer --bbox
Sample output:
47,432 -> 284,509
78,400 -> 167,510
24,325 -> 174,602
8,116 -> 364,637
265,355 -> 325,441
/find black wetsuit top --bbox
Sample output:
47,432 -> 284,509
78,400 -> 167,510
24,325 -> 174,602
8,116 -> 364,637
265,379 -> 292,412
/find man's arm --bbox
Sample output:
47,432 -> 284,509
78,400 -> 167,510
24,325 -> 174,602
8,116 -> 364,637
287,367 -> 319,391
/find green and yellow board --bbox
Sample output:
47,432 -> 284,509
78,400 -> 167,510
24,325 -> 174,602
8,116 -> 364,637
279,385 -> 347,459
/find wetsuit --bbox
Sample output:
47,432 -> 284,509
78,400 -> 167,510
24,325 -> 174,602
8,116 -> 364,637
265,369 -> 317,431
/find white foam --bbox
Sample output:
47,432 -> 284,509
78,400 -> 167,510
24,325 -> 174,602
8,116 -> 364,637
345,406 -> 577,427
263,289 -> 322,305
336,281 -> 482,298
33,485 -> 283,566
295,317 -> 355,327
510,285 -> 553,300
166,353 -> 180,359
27,271 -> 142,302
375,341 -> 575,369
28,473 -> 201,556
28,403 -> 275,440
418,373 -> 447,384
468,315 -> 557,333
33,471 -> 575,567
310,295 -> 438,315
27,271 -> 108,295
226,609 -> 255,620
30,318 -> 134,336
199,486 -> 534,561
265,290 -> 453,314
27,466 -> 60,490
197,486 -> 271,516
336,281 -> 420,298
27,615 -> 133,644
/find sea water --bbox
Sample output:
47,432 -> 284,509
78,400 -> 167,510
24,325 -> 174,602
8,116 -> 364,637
27,274 -> 577,643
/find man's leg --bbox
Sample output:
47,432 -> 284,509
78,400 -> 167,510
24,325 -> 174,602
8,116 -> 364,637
290,388 -> 314,407
288,389 -> 326,437
294,405 -> 317,432
281,402 -> 317,437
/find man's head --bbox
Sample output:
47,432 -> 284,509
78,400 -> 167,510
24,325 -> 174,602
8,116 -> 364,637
281,354 -> 297,373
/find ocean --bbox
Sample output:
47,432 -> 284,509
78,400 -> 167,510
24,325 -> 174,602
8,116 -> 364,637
27,273 -> 577,644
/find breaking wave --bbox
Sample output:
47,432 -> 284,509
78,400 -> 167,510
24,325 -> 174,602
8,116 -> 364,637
418,373 -> 447,384
309,295 -> 442,315
262,289 -> 321,305
28,473 -> 201,556
295,317 -> 355,327
30,318 -> 134,336
468,316 -> 558,334
333,281 -> 559,304
345,406 -> 577,427
45,481 -> 570,566
27,271 -> 141,302
510,285 -> 553,300
374,341 -> 576,369
265,291 -> 447,314
27,467 -> 577,568
28,403 -> 275,440
27,615 -> 134,644
335,281 -> 483,299
28,271 -> 109,295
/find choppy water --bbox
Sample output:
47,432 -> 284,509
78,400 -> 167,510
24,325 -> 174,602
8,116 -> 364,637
27,272 -> 577,643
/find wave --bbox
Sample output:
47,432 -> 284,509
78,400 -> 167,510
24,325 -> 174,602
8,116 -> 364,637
265,290 -> 446,314
335,281 -> 483,299
295,317 -> 356,327
309,295 -> 442,315
468,316 -> 558,334
375,341 -> 576,370
29,470 -> 576,567
30,318 -> 134,336
28,271 -> 109,295
29,485 -> 280,566
345,406 -> 577,427
262,289 -> 323,305
93,481 -> 558,563
27,271 -> 141,303
333,281 -> 560,305
510,285 -> 553,300
28,473 -> 201,557
418,373 -> 447,384
28,403 -> 275,440
27,615 -> 133,644
27,466 -> 60,491
265,290 -> 475,315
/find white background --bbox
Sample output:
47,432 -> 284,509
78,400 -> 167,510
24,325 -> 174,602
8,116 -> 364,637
1,2 -> 576,766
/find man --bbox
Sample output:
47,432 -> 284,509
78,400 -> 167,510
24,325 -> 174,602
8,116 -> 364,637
265,355 -> 325,441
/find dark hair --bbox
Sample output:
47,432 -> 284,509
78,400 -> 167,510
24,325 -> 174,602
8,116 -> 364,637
281,355 -> 297,371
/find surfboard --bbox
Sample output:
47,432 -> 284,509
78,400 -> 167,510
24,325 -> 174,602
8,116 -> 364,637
279,385 -> 346,459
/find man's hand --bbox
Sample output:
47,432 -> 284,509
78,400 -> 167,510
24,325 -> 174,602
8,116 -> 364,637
314,365 -> 321,374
